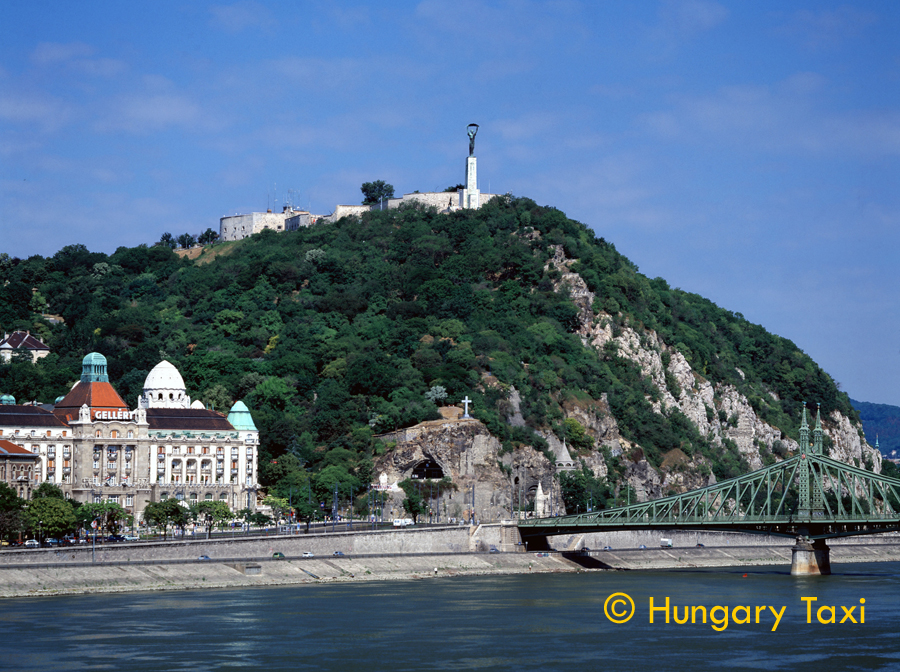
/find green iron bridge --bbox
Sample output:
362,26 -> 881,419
518,405 -> 900,574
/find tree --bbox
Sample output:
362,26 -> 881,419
75,502 -> 128,534
398,479 -> 426,523
23,497 -> 76,540
262,495 -> 291,526
158,232 -> 176,249
0,482 -> 24,513
143,498 -> 188,539
32,482 -> 65,500
361,180 -> 395,205
198,228 -> 219,245
190,500 -> 232,539
177,233 -> 197,249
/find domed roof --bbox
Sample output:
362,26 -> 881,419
143,360 -> 186,392
0,394 -> 15,405
81,352 -> 109,383
190,399 -> 205,409
227,400 -> 257,431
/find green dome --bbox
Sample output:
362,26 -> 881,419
81,352 -> 109,383
0,394 -> 15,405
227,400 -> 257,431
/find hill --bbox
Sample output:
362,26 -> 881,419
0,196 -> 879,513
851,399 -> 900,458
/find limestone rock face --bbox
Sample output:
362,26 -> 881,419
375,418 -> 561,519
544,244 -> 881,497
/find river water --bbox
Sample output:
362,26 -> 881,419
4,562 -> 899,671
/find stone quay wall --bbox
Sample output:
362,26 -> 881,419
0,525 -> 505,566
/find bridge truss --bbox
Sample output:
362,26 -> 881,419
519,406 -> 900,545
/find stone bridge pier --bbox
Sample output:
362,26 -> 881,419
790,537 -> 831,576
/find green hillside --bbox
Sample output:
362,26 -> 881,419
851,399 -> 900,458
0,196 -> 856,502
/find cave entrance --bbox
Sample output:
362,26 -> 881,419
411,458 -> 445,480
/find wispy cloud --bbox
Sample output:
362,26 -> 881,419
776,6 -> 878,51
30,41 -> 126,76
208,1 -> 274,33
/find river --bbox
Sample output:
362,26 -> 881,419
5,561 -> 899,671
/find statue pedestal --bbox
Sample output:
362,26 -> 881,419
465,156 -> 479,208
791,538 -> 831,576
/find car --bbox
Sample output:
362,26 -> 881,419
106,534 -> 126,543
582,547 -> 591,553
0,540 -> 8,547
43,538 -> 61,547
198,555 -> 211,561
639,544 -> 647,549
489,547 -> 501,553
124,534 -> 140,542
332,551 -> 345,557
24,539 -> 39,548
301,551 -> 314,558
273,552 -> 285,559
602,546 -> 613,551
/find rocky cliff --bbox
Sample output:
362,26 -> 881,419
546,243 -> 881,500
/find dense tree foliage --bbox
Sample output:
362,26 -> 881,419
0,196 -> 856,506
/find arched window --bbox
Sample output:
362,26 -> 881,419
95,430 -> 102,438
205,493 -> 213,501
111,430 -> 118,439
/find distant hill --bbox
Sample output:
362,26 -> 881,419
851,399 -> 900,458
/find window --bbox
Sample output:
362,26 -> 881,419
93,494 -> 102,503
161,492 -> 168,500
30,430 -> 36,437
93,461 -> 100,469
205,493 -> 213,501
111,430 -> 118,439
127,431 -> 133,439
108,495 -> 119,504
48,460 -> 55,469
126,495 -> 134,507
173,447 -> 180,455
95,430 -> 102,438
220,493 -> 228,501
107,462 -> 116,470
188,446 -> 194,454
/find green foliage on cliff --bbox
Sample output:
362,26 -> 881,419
0,197 -> 856,502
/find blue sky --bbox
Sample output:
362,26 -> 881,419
1,1 -> 898,406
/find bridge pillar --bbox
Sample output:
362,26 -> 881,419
790,538 -> 831,576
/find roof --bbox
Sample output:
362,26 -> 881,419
0,331 -> 49,351
0,440 -> 39,457
81,352 -> 109,383
53,381 -> 129,422
0,405 -> 68,428
146,408 -> 234,431
227,400 -> 257,431
143,360 -> 186,392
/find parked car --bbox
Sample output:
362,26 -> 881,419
106,534 -> 126,543
24,539 -> 39,548
301,551 -> 314,558
602,546 -> 613,551
273,552 -> 285,559
124,534 -> 140,542
198,555 -> 211,561
43,538 -> 61,547
638,544 -> 647,549
332,551 -> 345,557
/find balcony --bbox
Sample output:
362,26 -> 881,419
47,451 -> 56,458
186,468 -> 197,475
231,468 -> 238,475
63,467 -> 71,474
216,467 -> 224,474
158,455 -> 165,462
157,467 -> 165,474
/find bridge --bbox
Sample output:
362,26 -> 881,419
519,405 -> 900,575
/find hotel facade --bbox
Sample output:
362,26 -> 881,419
0,353 -> 259,520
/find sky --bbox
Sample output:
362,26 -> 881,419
1,1 -> 898,406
